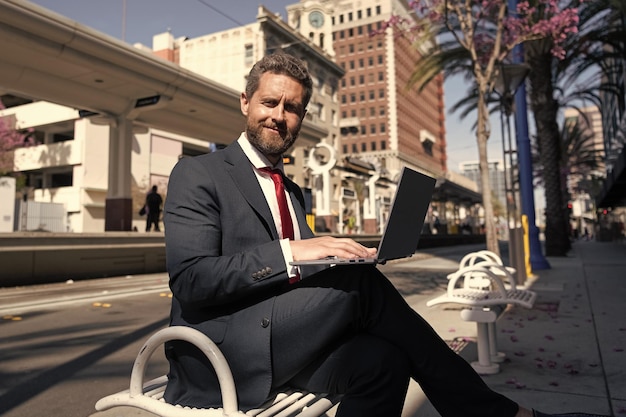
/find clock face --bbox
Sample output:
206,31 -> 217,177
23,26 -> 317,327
309,10 -> 324,28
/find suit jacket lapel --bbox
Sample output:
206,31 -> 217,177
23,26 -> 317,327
223,141 -> 314,240
222,143 -> 279,239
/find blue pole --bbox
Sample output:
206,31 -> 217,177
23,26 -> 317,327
508,0 -> 550,271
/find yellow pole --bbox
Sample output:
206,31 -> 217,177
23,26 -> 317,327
522,215 -> 532,277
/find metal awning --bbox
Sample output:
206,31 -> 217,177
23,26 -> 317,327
432,178 -> 482,205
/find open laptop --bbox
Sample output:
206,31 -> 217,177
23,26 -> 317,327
290,167 -> 436,266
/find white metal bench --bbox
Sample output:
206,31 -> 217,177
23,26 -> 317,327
95,326 -> 341,417
448,250 -> 517,283
427,261 -> 536,375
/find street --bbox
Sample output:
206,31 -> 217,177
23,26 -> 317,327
0,274 -> 173,417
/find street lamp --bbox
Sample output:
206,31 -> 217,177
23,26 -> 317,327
508,0 -> 550,274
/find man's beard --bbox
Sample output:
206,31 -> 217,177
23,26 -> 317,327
246,120 -> 299,160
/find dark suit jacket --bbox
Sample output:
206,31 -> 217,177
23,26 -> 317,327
163,141 -> 321,409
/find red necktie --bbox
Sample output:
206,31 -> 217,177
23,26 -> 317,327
259,167 -> 295,241
259,167 -> 300,284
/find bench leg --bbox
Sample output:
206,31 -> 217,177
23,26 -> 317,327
488,322 -> 506,363
471,322 -> 500,375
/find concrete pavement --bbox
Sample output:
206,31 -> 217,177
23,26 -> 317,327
91,240 -> 626,417
394,239 -> 626,417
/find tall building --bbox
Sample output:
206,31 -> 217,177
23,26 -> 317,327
286,0 -> 446,175
459,160 -> 506,214
288,0 -> 449,233
563,106 -> 607,236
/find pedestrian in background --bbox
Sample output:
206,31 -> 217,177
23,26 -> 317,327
145,185 -> 163,232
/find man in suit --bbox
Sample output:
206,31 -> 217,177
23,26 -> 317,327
163,53 -> 607,417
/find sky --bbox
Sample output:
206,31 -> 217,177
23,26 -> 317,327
26,0 -> 503,171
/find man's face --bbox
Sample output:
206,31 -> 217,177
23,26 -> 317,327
240,72 -> 307,165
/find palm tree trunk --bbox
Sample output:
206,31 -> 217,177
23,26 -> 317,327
525,40 -> 571,256
476,89 -> 500,255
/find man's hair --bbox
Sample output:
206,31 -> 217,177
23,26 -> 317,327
245,53 -> 313,110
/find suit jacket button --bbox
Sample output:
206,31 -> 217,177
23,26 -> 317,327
266,267 -> 272,274
252,272 -> 259,280
261,318 -> 270,328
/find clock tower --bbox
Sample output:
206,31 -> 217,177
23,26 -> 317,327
286,1 -> 334,56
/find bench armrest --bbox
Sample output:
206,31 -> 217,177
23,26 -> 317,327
128,326 -> 240,416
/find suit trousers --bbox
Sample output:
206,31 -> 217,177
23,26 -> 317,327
269,264 -> 519,417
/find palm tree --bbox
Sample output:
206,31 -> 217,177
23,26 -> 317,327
384,0 -> 580,256
525,0 -> 625,255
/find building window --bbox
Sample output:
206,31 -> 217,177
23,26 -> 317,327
367,8 -> 371,17
341,95 -> 347,104
361,125 -> 367,134
360,92 -> 365,101
378,55 -> 384,64
352,143 -> 358,153
51,171 -> 73,188
349,44 -> 354,53
370,107 -> 376,116
376,6 -> 381,14
380,123 -> 386,133
379,106 -> 386,116
350,94 -> 356,103
343,144 -> 348,153
370,124 -> 376,134
244,44 -> 253,65
359,58 -> 364,68
379,89 -> 385,98
348,12 -> 353,21
357,10 -> 362,19
361,142 -> 367,151
351,109 -> 357,117
423,140 -> 434,156
359,75 -> 365,84
381,140 -> 386,150
371,141 -> 377,151
350,76 -> 355,86
369,90 -> 375,100
378,71 -> 384,81
52,131 -> 74,143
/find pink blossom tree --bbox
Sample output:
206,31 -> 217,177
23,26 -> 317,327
0,99 -> 32,176
379,0 -> 579,255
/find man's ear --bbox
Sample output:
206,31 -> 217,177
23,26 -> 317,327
240,92 -> 249,116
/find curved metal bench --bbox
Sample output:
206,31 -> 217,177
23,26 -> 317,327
428,263 -> 536,375
95,326 -> 341,417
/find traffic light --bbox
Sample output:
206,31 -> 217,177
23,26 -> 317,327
567,202 -> 573,216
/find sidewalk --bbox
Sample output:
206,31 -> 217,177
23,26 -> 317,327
396,240 -> 626,417
91,240 -> 626,417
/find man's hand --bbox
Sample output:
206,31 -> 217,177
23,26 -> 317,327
290,236 -> 377,261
